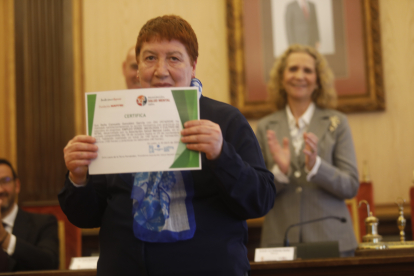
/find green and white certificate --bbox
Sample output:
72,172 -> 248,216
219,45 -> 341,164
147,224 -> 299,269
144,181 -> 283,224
85,88 -> 201,174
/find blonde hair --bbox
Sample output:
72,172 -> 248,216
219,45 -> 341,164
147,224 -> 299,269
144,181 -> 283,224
268,44 -> 337,110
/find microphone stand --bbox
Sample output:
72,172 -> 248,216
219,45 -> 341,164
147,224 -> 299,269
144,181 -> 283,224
283,216 -> 346,246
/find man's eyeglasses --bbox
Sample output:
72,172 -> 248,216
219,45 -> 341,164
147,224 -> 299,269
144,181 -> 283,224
0,177 -> 14,187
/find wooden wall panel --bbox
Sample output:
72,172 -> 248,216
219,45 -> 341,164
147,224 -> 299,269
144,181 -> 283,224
14,0 -> 76,202
346,0 -> 414,204
82,0 -> 229,106
7,0 -> 414,205
0,0 -> 17,168
72,0 -> 85,135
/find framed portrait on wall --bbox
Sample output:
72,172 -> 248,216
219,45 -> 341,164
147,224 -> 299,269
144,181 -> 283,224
227,0 -> 385,119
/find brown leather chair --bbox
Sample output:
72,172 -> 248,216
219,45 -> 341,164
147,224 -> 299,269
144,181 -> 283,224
344,181 -> 375,243
21,203 -> 82,269
356,181 -> 375,241
345,198 -> 360,243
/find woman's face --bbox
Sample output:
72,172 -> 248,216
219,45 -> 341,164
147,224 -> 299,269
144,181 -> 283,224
138,39 -> 196,88
282,52 -> 317,104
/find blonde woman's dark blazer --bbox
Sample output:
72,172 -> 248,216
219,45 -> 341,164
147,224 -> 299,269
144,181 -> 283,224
256,106 -> 359,253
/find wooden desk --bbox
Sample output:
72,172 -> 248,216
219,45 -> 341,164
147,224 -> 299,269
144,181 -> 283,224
0,256 -> 413,276
0,270 -> 96,276
250,255 -> 414,276
245,204 -> 413,261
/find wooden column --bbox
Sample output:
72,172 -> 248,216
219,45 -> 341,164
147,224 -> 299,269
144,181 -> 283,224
14,0 -> 81,202
0,0 -> 17,168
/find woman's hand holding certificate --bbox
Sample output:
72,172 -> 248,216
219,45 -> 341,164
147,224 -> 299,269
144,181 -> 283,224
64,135 -> 98,185
181,119 -> 223,160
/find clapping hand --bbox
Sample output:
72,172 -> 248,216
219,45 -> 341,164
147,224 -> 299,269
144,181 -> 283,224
303,132 -> 318,170
266,130 -> 290,175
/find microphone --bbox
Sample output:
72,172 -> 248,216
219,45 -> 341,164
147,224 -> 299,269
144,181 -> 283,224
283,216 -> 347,246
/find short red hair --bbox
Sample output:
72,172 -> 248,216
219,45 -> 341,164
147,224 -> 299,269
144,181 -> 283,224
135,15 -> 198,64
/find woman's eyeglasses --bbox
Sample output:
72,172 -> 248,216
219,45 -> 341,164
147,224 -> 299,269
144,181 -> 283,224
0,177 -> 14,187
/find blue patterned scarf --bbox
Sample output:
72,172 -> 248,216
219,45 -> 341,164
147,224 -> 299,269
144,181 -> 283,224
130,79 -> 202,242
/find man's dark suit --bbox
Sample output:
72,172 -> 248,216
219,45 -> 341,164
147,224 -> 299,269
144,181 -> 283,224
7,208 -> 59,271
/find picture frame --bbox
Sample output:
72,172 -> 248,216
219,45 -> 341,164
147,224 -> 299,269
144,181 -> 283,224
226,0 -> 385,119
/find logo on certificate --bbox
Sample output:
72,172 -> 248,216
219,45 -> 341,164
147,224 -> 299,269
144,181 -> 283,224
136,95 -> 147,106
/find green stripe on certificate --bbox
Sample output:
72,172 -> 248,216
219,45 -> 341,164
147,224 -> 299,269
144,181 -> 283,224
170,89 -> 199,169
87,94 -> 97,136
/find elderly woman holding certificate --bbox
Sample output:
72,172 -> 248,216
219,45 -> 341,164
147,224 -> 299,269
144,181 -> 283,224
256,44 -> 359,257
59,15 -> 275,276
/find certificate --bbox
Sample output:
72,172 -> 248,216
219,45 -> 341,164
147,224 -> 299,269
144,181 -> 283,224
86,88 -> 201,174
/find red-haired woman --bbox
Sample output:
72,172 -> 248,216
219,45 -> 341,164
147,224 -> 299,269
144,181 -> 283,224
60,15 -> 275,276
